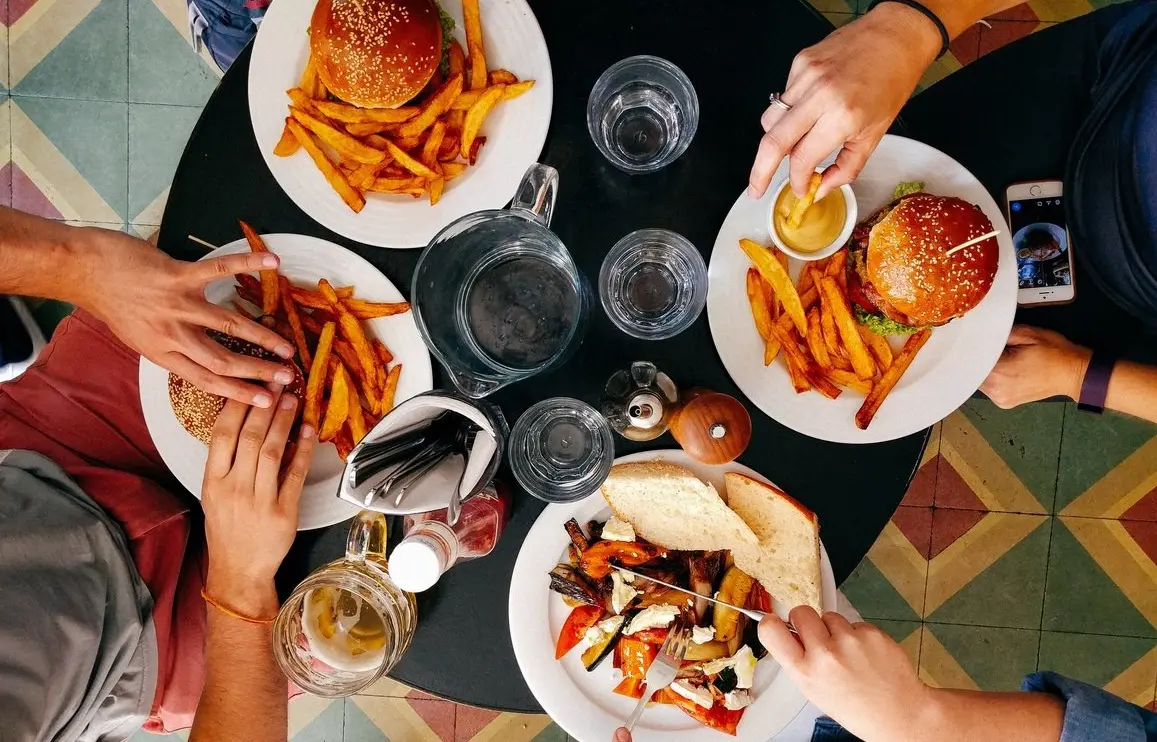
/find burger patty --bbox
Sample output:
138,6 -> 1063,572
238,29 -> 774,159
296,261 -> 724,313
844,197 -> 918,327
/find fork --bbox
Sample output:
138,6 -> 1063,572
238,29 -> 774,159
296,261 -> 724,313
624,622 -> 691,732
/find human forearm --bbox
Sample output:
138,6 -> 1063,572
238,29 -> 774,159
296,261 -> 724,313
1103,361 -> 1157,424
0,208 -> 101,306
190,579 -> 286,742
906,688 -> 1064,742
879,0 -> 1025,39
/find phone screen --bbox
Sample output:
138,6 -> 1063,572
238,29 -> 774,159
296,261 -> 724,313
1008,196 -> 1072,290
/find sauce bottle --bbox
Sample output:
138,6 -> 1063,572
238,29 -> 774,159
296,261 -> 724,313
388,482 -> 512,592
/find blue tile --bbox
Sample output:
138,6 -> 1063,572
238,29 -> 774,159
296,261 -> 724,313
14,0 -> 128,101
128,102 -> 202,222
129,0 -> 219,105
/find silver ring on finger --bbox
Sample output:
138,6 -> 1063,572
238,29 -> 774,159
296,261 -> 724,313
768,92 -> 792,112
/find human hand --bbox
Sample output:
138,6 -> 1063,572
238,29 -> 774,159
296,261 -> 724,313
201,389 -> 316,616
612,729 -> 631,742
748,4 -> 941,201
77,227 -> 297,407
980,325 -> 1091,409
759,607 -> 932,741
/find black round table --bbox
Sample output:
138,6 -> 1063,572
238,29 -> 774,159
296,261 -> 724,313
158,0 -> 928,712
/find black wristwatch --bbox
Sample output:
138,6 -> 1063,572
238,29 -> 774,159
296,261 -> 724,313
1077,350 -> 1116,414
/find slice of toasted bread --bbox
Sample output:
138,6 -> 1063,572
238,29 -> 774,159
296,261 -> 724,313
599,461 -> 759,552
725,472 -> 822,612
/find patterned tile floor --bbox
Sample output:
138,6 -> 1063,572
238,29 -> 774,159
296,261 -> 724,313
4,0 -> 1152,740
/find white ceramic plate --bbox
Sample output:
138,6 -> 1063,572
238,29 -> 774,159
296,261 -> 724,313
139,234 -> 434,530
509,449 -> 838,742
707,135 -> 1017,444
248,0 -> 554,248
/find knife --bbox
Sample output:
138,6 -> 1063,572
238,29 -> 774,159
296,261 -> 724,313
615,567 -> 799,634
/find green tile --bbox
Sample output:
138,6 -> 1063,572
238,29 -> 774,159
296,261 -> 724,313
1043,519 -> 1156,637
127,730 -> 182,742
926,623 -> 1040,691
875,619 -> 923,645
841,556 -> 921,622
14,97 -> 127,219
1056,402 -> 1157,512
129,0 -> 220,106
926,514 -> 1050,629
13,0 -> 127,101
1038,631 -> 1157,693
128,103 -> 202,222
960,397 -> 1063,512
532,723 -> 568,742
291,699 -> 344,742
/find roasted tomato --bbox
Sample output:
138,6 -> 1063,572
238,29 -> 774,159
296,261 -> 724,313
668,696 -> 744,736
618,637 -> 659,680
555,605 -> 603,660
579,540 -> 667,580
612,677 -> 646,699
630,628 -> 670,645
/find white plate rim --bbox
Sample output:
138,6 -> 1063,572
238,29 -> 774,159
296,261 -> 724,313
138,233 -> 434,530
509,449 -> 838,742
706,134 -> 1018,444
248,0 -> 555,249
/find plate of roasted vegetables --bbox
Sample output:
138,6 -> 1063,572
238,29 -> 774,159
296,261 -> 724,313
509,449 -> 837,741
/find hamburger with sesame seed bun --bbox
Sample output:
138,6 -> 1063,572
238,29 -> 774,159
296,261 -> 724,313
310,0 -> 448,109
168,332 -> 306,445
845,193 -> 999,336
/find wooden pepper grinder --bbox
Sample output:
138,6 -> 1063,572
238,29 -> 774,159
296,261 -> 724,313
668,388 -> 752,465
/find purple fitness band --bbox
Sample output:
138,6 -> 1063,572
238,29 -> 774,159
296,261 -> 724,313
1077,351 -> 1116,414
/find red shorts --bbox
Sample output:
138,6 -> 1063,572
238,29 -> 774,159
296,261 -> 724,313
0,310 -> 205,733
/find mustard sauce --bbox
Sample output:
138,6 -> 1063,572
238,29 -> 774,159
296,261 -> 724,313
773,187 -> 847,254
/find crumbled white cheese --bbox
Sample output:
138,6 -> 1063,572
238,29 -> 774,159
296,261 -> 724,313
583,617 -> 623,648
691,626 -> 716,644
611,571 -> 639,614
700,646 -> 757,689
600,517 -> 636,542
669,680 -> 714,710
723,690 -> 754,711
624,604 -> 680,635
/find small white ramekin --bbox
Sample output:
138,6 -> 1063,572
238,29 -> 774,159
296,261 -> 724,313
766,171 -> 857,262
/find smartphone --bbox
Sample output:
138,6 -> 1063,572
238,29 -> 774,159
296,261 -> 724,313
1005,181 -> 1075,306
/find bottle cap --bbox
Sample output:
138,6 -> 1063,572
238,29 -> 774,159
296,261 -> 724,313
388,536 -> 447,593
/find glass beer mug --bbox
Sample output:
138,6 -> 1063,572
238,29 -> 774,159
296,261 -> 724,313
273,511 -> 417,697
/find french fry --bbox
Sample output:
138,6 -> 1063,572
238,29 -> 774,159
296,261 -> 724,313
858,325 -> 894,372
829,369 -> 874,395
441,161 -> 468,179
745,268 -> 773,341
856,329 -> 931,429
397,74 -> 463,139
820,277 -> 875,379
334,426 -> 355,461
468,136 -> 486,165
319,279 -> 379,396
448,40 -> 466,78
290,107 -> 386,165
304,322 -> 336,430
489,69 -> 518,85
382,139 -> 440,179
428,177 -> 445,205
321,359 -> 353,441
273,123 -> 301,156
238,221 -> 280,315
373,338 -> 394,365
367,176 -> 426,194
286,87 -> 323,116
771,322 -> 841,399
462,0 -> 487,90
346,121 -> 396,137
421,121 -> 447,168
820,292 -> 841,358
285,120 -> 366,213
333,338 -> 366,384
451,80 -> 535,110
278,276 -> 312,368
299,57 -> 321,98
343,298 -> 412,320
314,100 -> 418,124
347,377 -> 367,443
797,264 -> 817,296
380,364 -> 402,414
461,85 -> 503,159
787,173 -> 823,229
806,308 -> 832,371
439,134 -> 461,162
739,238 -> 807,335
502,79 -> 535,102
289,285 -> 355,310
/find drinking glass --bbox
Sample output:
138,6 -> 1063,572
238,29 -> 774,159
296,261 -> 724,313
599,229 -> 707,340
587,55 -> 699,173
273,512 -> 417,697
412,164 -> 590,398
508,398 -> 615,503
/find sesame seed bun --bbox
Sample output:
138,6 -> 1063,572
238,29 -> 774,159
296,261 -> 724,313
861,194 -> 999,328
168,332 -> 305,445
310,0 -> 444,109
